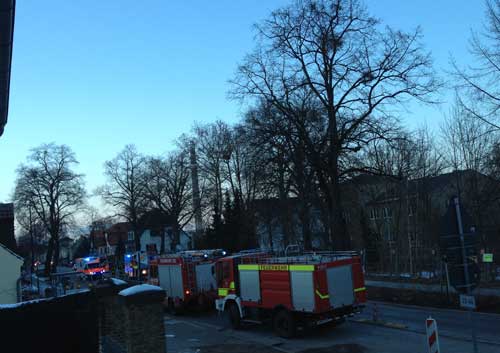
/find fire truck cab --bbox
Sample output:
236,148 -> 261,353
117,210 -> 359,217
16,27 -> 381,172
215,251 -> 366,337
149,249 -> 226,313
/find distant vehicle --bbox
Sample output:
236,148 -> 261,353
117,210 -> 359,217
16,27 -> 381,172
73,257 -> 109,278
149,249 -> 227,313
215,250 -> 366,337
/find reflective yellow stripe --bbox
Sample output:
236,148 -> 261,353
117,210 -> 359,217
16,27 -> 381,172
315,289 -> 330,299
354,287 -> 366,293
230,281 -> 235,289
258,264 -> 289,271
218,288 -> 228,296
238,264 -> 316,271
238,264 -> 259,270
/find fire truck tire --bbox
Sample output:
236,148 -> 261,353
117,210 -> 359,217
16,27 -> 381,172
226,302 -> 241,329
273,309 -> 296,338
167,299 -> 182,315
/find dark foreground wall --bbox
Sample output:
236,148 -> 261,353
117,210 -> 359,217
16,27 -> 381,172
0,281 -> 166,353
0,291 -> 99,353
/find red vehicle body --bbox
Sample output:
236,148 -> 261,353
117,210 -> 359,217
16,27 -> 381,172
149,249 -> 226,312
73,257 -> 109,277
215,251 -> 366,337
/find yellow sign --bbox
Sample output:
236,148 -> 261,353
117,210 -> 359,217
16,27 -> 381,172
258,264 -> 289,271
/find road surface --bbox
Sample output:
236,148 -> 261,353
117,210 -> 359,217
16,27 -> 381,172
164,301 -> 500,353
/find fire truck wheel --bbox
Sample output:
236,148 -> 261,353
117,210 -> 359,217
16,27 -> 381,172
168,299 -> 182,316
273,309 -> 296,338
226,302 -> 241,329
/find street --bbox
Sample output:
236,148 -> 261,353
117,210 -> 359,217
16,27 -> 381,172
164,301 -> 500,353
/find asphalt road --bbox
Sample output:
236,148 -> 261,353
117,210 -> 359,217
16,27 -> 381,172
164,301 -> 500,353
358,301 -> 500,345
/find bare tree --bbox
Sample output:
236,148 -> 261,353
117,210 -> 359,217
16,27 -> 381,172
441,98 -> 500,247
453,0 -> 500,130
144,150 -> 195,251
231,0 -> 438,249
14,144 -> 86,275
98,145 -> 148,252
192,121 -> 233,225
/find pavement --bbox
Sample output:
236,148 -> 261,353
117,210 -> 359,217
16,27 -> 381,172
164,301 -> 500,353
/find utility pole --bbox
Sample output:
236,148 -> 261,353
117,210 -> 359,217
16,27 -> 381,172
454,197 -> 478,353
190,141 -> 203,243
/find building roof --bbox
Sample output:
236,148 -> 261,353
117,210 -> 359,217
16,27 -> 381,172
0,242 -> 23,262
0,202 -> 14,218
0,0 -> 15,137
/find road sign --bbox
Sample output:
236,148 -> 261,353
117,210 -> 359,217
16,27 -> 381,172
459,294 -> 476,310
482,253 -> 493,263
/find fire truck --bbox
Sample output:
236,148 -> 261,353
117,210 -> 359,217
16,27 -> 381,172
215,251 -> 366,337
149,249 -> 227,313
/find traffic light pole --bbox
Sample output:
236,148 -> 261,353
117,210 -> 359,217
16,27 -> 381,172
453,197 -> 478,353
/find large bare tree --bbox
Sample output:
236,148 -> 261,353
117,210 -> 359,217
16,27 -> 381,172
98,144 -> 148,251
231,0 -> 438,249
144,150 -> 195,251
453,0 -> 500,130
14,144 -> 86,275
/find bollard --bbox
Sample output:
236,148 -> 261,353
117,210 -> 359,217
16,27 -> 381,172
426,317 -> 440,353
372,303 -> 379,322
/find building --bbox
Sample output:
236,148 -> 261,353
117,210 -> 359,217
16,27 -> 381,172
0,243 -> 23,304
0,0 -> 15,137
59,236 -> 74,264
92,222 -> 134,258
0,203 -> 16,252
254,170 -> 500,274
91,214 -> 193,259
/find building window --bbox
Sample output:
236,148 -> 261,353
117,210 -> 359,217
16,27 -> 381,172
369,208 -> 379,220
385,226 -> 393,242
342,211 -> 351,223
408,204 -> 416,216
383,207 -> 392,219
127,231 -> 134,241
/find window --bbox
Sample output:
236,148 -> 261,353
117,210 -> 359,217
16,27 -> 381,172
383,207 -> 392,219
127,231 -> 134,241
369,208 -> 379,220
408,204 -> 416,216
384,225 -> 393,242
342,211 -> 351,223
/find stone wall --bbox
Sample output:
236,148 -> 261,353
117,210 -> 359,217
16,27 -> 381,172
97,282 -> 166,353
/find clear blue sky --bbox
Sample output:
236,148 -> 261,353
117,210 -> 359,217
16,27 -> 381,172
0,0 -> 487,203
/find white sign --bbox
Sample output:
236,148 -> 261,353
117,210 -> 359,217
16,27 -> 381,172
459,294 -> 476,309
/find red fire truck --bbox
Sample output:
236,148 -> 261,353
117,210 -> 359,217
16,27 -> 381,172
149,249 -> 226,313
215,251 -> 366,337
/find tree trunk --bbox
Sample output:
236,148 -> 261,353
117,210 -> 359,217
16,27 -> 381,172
299,203 -> 312,250
44,238 -> 54,276
52,238 -> 60,273
160,231 -> 165,254
171,223 -> 181,251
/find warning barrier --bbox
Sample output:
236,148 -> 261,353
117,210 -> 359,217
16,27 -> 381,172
426,317 -> 440,353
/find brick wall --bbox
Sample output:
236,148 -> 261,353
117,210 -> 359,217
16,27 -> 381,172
97,282 -> 166,353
